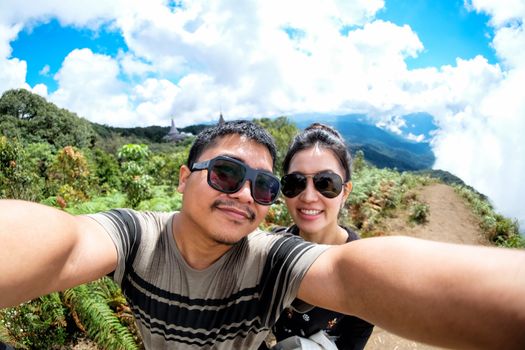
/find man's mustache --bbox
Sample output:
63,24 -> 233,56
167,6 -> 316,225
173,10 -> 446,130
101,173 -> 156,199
211,199 -> 256,222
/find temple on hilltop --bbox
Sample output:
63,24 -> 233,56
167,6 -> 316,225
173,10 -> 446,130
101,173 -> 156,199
218,112 -> 225,125
163,119 -> 190,143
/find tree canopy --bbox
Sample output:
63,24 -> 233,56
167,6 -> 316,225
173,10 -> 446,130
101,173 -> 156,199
0,89 -> 96,149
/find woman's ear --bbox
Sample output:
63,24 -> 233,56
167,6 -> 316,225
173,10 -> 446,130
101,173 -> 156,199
341,181 -> 352,206
177,165 -> 191,194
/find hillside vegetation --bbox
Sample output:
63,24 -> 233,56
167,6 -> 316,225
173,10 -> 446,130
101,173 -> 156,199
0,89 -> 522,349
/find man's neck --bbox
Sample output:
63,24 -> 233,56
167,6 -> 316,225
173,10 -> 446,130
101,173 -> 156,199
171,212 -> 234,270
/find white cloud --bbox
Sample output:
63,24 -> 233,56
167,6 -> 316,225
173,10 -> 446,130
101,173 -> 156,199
466,0 -> 525,27
118,51 -> 154,78
39,64 -> 50,76
430,1 -> 525,226
0,0 -> 121,29
48,48 -> 184,127
31,83 -> 48,97
50,48 -> 135,126
375,115 -> 406,135
0,23 -> 28,93
406,133 -> 425,142
0,56 -> 27,94
491,24 -> 525,69
134,78 -> 180,126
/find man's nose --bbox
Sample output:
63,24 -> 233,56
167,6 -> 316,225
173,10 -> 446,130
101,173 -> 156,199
229,180 -> 253,203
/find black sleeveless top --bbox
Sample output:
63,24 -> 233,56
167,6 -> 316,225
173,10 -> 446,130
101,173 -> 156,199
270,225 -> 374,350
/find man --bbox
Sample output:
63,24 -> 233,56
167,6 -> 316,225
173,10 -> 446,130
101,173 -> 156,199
1,121 -> 524,349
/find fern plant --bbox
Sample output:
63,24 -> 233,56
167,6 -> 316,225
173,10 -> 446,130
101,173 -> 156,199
63,281 -> 139,350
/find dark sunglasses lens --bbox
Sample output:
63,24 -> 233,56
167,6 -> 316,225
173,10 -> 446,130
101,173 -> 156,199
281,174 -> 307,198
314,173 -> 343,198
253,173 -> 280,204
209,159 -> 245,192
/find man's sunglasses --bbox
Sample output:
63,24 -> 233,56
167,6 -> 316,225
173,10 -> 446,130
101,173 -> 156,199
281,172 -> 344,199
191,156 -> 281,205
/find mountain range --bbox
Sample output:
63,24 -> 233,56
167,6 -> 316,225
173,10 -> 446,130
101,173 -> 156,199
100,113 -> 439,172
291,114 -> 437,171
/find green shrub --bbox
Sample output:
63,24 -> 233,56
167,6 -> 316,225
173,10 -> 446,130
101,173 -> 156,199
347,166 -> 430,231
118,144 -> 154,208
262,199 -> 292,229
453,185 -> 523,247
495,233 -> 525,248
0,136 -> 41,200
47,146 -> 91,203
0,293 -> 67,349
409,202 -> 430,224
136,192 -> 183,211
64,192 -> 127,215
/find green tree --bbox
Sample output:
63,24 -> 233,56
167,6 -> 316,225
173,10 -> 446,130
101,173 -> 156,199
0,89 -> 97,149
255,116 -> 298,176
0,88 -> 47,119
149,146 -> 190,188
0,136 -> 40,200
0,114 -> 23,140
85,148 -> 122,193
352,150 -> 366,174
118,144 -> 153,208
47,146 -> 91,204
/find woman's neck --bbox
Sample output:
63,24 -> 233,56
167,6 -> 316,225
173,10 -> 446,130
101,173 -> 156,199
299,224 -> 348,245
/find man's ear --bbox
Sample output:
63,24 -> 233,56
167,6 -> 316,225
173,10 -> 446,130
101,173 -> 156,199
177,165 -> 191,194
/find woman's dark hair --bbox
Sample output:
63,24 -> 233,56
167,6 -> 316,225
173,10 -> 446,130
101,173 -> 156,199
187,120 -> 278,170
282,123 -> 352,181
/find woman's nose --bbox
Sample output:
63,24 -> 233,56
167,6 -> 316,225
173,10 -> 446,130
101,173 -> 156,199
299,179 -> 318,202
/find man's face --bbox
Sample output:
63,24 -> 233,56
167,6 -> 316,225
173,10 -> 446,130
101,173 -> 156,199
178,134 -> 273,245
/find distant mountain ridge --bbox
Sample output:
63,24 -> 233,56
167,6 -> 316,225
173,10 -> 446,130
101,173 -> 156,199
96,114 -> 437,171
292,114 -> 436,171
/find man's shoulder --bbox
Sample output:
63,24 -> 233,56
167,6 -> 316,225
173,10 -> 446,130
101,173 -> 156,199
90,208 -> 176,221
88,209 -> 177,239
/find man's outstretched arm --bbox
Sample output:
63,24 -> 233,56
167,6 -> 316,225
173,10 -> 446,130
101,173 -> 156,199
0,200 -> 117,308
298,236 -> 525,350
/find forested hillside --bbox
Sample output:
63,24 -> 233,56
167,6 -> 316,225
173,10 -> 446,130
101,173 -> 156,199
1,88 -> 522,349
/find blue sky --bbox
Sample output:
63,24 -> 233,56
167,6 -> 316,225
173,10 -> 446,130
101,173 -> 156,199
1,0 -> 525,226
377,0 -> 496,68
11,20 -> 127,92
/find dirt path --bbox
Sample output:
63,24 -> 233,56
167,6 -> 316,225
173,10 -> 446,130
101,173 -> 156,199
364,183 -> 489,350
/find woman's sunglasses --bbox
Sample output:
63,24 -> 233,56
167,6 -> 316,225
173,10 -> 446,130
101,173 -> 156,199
191,156 -> 281,205
281,172 -> 344,199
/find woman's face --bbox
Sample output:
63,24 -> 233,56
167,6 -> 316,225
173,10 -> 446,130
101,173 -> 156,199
284,145 -> 349,237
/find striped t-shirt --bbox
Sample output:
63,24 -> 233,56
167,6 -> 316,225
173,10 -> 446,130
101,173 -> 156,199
88,209 -> 328,349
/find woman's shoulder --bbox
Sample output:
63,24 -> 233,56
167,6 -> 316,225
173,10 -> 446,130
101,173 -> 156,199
341,225 -> 360,242
269,224 -> 300,236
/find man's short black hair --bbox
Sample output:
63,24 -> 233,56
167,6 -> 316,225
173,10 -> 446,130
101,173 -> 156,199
187,120 -> 278,170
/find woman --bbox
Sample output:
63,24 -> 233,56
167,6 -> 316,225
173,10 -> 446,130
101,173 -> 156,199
272,123 -> 374,349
